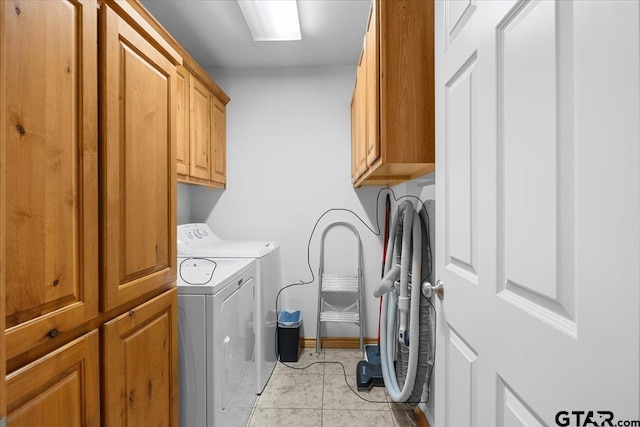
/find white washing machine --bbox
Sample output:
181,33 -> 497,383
178,223 -> 280,395
177,257 -> 257,427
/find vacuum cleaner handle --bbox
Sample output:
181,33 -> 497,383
374,264 -> 400,298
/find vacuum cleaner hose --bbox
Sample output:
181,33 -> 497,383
378,201 -> 433,404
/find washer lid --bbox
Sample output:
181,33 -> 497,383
190,240 -> 279,258
177,223 -> 279,258
177,257 -> 254,295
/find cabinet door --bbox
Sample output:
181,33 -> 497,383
176,66 -> 190,176
103,288 -> 178,427
354,50 -> 368,179
189,75 -> 212,180
210,95 -> 226,185
100,4 -> 177,311
379,0 -> 434,164
6,330 -> 100,427
365,2 -> 380,167
350,91 -> 358,183
1,0 -> 98,359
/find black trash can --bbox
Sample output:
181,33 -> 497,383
277,310 -> 302,362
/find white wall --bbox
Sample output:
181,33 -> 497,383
187,66 -> 387,340
177,183 -> 192,225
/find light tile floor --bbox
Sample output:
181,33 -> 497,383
246,349 -> 419,427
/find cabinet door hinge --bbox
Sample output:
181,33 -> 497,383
0,416 -> 7,427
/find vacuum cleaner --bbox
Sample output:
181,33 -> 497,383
366,199 -> 434,405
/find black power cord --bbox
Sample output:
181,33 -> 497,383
272,186 -> 436,405
178,257 -> 217,285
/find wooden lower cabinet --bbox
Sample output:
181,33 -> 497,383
5,289 -> 179,427
6,330 -> 100,427
2,0 -> 99,360
2,1 -> 180,425
100,2 -> 178,312
103,288 -> 178,426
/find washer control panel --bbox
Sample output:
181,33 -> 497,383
177,223 -> 222,255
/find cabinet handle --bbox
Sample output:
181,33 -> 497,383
17,124 -> 25,135
47,328 -> 59,339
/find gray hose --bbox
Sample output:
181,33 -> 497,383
407,206 -> 434,405
378,201 -> 433,404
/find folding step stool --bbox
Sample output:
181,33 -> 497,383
316,222 -> 364,355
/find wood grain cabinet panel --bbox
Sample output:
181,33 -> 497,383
103,288 -> 178,427
365,4 -> 379,167
189,75 -> 212,180
350,91 -> 358,183
352,47 -> 367,182
1,0 -> 99,359
176,65 -> 190,176
211,95 -> 227,185
6,330 -> 100,427
100,3 -> 177,312
352,0 -> 435,187
2,1 -> 182,423
175,64 -> 228,188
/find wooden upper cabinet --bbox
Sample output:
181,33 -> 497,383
352,0 -> 435,187
211,95 -> 227,185
6,330 -> 100,427
175,63 -> 229,188
1,0 -> 99,360
103,288 -> 178,427
176,66 -> 190,176
100,3 -> 178,312
356,51 -> 368,179
189,75 -> 212,180
350,92 -> 358,183
352,46 -> 368,182
365,4 -> 379,167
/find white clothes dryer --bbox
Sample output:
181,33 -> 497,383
178,223 -> 280,395
177,257 -> 257,427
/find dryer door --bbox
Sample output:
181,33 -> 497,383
177,295 -> 207,427
218,276 -> 256,426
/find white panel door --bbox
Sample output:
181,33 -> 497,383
435,1 -> 640,426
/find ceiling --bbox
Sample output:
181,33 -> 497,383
140,0 -> 371,69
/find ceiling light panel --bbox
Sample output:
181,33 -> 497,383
237,0 -> 302,41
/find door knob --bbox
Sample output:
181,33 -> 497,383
422,280 -> 444,300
